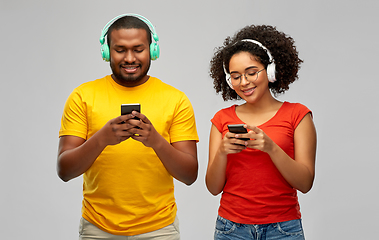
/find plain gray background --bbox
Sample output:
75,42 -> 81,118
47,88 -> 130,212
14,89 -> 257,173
1,0 -> 378,239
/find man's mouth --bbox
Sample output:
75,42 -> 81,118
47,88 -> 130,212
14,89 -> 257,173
122,65 -> 139,73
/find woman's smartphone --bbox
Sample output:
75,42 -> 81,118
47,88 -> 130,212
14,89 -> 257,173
121,103 -> 140,120
227,124 -> 249,141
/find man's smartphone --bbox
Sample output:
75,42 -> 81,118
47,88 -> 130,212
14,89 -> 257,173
121,103 -> 140,120
227,124 -> 249,141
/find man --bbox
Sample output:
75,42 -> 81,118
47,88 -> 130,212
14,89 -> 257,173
57,14 -> 198,239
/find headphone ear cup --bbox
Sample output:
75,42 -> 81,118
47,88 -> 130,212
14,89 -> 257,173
223,64 -> 234,89
226,77 -> 234,89
266,63 -> 276,83
150,42 -> 160,60
101,44 -> 110,62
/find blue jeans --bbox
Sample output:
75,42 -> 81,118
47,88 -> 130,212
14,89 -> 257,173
214,215 -> 305,240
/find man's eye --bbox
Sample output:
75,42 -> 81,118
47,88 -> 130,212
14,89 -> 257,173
135,49 -> 144,53
115,49 -> 124,53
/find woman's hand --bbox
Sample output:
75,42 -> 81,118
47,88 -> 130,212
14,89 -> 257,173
219,131 -> 247,155
244,125 -> 277,154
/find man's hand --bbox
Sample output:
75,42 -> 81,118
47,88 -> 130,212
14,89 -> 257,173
126,111 -> 161,147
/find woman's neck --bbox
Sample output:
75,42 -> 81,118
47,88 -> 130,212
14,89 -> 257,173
241,93 -> 281,114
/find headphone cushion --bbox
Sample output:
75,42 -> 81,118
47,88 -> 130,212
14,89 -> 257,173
266,63 -> 276,83
150,43 -> 160,60
101,44 -> 110,62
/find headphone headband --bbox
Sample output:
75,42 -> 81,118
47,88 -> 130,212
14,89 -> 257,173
224,39 -> 276,88
99,13 -> 160,61
240,39 -> 274,64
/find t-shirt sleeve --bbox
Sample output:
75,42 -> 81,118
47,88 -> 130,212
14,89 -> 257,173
292,103 -> 312,129
59,88 -> 88,139
169,94 -> 199,143
211,109 -> 224,133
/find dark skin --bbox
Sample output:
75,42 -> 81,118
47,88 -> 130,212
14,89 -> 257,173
57,28 -> 198,185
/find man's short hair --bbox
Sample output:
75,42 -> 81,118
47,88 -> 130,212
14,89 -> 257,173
106,15 -> 152,47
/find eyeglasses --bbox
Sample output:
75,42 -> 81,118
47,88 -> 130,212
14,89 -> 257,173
228,68 -> 265,86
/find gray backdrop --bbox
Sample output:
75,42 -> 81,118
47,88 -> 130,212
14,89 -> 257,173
1,0 -> 378,239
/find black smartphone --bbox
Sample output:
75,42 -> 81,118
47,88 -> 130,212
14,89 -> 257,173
121,103 -> 140,120
227,124 -> 249,141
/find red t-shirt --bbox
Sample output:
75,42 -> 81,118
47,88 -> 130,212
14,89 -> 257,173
211,102 -> 311,224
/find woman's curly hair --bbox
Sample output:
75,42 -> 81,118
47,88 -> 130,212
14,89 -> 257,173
209,25 -> 303,101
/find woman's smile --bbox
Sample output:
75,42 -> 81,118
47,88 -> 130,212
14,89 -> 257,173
241,86 -> 256,96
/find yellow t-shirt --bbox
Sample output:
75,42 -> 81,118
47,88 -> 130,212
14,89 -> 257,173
59,75 -> 198,235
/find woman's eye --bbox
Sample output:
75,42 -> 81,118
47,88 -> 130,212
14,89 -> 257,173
246,71 -> 257,77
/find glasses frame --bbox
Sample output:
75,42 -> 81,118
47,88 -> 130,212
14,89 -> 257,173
228,68 -> 265,87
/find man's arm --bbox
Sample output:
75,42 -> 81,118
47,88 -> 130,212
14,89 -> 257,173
57,114 -> 135,182
129,111 -> 198,185
57,135 -> 102,182
154,139 -> 198,186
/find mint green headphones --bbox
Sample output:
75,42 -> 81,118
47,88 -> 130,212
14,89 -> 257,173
99,13 -> 160,62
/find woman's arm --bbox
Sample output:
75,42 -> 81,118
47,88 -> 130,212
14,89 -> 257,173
205,124 -> 246,195
246,113 -> 317,193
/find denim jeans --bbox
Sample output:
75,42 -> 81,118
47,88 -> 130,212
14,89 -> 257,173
214,215 -> 305,240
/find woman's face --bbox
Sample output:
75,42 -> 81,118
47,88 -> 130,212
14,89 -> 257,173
228,51 -> 270,103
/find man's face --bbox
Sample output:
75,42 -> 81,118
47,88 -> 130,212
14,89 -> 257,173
109,28 -> 151,87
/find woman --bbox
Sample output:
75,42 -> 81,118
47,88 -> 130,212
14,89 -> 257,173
206,25 -> 317,240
